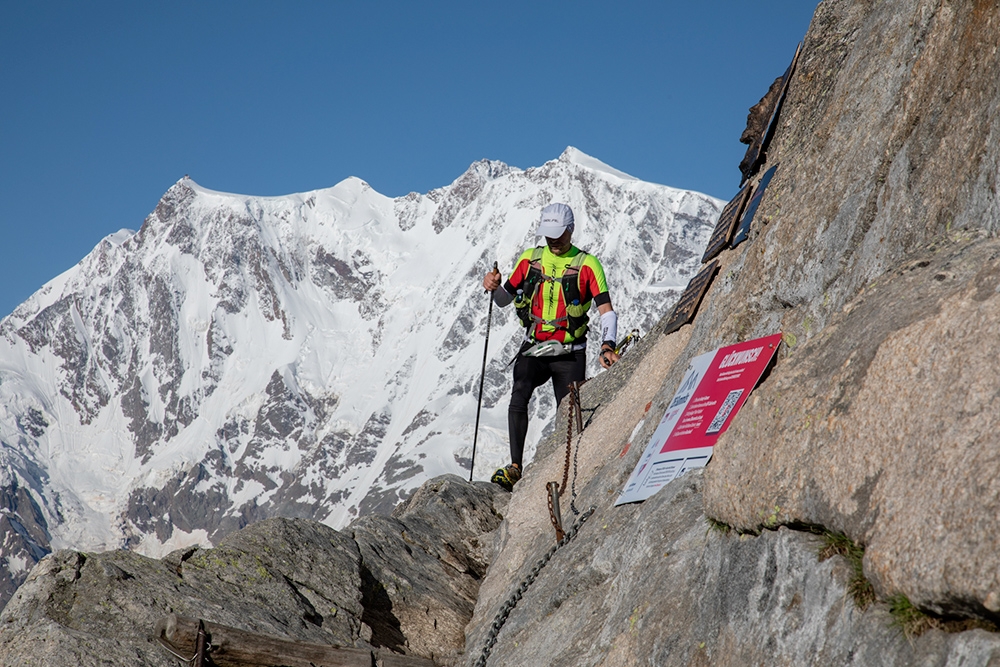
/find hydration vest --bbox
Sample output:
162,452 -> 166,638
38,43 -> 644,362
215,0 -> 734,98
514,247 -> 591,342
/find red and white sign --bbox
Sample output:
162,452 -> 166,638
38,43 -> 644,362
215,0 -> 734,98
615,333 -> 782,505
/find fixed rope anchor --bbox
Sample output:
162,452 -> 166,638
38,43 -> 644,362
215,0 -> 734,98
156,618 -> 212,666
546,481 -> 565,542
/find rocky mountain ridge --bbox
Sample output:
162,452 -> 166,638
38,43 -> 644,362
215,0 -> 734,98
0,474 -> 507,666
0,147 -> 720,608
3,0 -> 1000,664
464,0 -> 1000,663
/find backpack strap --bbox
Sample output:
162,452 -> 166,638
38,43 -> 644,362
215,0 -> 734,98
525,249 -> 591,334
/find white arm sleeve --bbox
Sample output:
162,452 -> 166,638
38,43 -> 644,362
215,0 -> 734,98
492,284 -> 514,307
600,310 -> 618,347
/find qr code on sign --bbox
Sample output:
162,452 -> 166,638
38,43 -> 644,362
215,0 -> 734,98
706,389 -> 743,434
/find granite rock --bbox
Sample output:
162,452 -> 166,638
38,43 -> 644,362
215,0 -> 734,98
704,235 -> 1000,619
0,518 -> 365,666
467,472 -> 1000,667
352,475 -> 508,666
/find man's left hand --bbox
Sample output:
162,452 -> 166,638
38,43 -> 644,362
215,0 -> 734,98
600,346 -> 620,369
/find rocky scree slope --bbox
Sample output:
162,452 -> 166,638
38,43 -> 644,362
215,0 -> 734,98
463,0 -> 1000,664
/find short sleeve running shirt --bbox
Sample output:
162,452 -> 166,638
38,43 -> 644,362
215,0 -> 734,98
504,245 -> 611,343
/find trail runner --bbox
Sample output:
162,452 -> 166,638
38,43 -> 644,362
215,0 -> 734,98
482,203 -> 619,491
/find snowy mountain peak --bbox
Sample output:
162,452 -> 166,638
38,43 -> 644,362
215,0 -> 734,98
560,146 -> 637,181
0,151 -> 723,607
464,158 -> 515,182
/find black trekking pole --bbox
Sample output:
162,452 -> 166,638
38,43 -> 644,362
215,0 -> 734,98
470,261 -> 498,482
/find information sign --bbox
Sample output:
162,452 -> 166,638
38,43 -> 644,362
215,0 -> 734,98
615,333 -> 782,505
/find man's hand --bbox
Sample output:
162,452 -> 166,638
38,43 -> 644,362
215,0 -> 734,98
600,344 -> 620,369
483,267 -> 502,292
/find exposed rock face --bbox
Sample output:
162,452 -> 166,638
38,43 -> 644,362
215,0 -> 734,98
352,476 -> 507,665
0,520 -> 364,666
464,0 -> 1000,662
704,235 -> 1000,618
695,0 -> 1000,622
706,0 -> 1000,344
468,472 -> 1000,667
0,475 -> 505,666
464,314 -> 1000,666
0,472 -> 50,608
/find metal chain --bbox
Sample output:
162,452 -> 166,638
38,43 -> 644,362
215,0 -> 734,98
561,395 -> 573,495
473,506 -> 596,667
569,427 -> 581,516
563,383 -> 583,516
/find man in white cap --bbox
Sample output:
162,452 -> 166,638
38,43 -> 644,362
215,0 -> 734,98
482,202 -> 619,491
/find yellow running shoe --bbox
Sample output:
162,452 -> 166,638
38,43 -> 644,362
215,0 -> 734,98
490,464 -> 521,492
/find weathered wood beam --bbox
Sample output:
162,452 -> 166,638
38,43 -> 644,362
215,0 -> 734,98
155,614 -> 438,667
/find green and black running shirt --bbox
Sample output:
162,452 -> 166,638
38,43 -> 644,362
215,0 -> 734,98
503,245 -> 611,344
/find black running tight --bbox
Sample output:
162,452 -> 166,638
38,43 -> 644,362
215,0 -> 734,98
507,346 -> 586,467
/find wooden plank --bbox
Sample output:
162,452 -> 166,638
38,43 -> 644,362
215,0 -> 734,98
662,260 -> 719,336
701,183 -> 753,263
155,614 -> 438,667
379,652 -> 444,667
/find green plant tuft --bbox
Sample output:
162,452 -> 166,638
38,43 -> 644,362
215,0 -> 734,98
816,529 -> 875,609
705,517 -> 732,535
886,593 -> 999,637
806,526 -> 998,635
887,594 -> 937,638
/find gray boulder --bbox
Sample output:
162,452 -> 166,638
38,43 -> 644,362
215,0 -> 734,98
352,476 -> 508,666
0,474 -> 505,666
0,518 -> 365,666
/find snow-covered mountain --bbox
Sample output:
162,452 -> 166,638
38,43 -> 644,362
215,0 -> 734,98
0,147 -> 721,604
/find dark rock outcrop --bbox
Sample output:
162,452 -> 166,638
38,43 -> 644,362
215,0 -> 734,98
0,475 -> 505,666
0,473 -> 50,608
352,476 -> 507,665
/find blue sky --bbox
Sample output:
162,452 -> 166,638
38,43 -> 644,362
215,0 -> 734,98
1,2 -> 817,319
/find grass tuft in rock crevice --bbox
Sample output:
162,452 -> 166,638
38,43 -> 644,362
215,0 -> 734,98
887,594 -> 999,638
814,529 -> 876,610
705,517 -> 732,535
808,527 -> 999,637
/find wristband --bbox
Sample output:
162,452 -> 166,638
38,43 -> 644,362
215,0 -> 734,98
600,310 -> 618,348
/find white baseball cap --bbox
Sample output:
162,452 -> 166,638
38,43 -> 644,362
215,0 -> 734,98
536,203 -> 575,238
